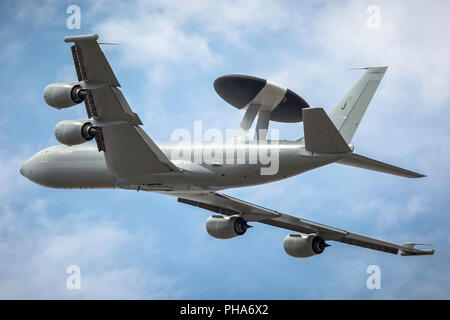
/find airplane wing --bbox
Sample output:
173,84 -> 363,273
176,192 -> 434,256
64,34 -> 179,176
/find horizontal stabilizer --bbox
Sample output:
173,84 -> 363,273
337,153 -> 425,178
302,108 -> 352,153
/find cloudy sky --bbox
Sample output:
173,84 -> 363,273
0,0 -> 449,299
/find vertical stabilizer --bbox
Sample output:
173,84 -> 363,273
302,108 -> 351,154
328,66 -> 387,143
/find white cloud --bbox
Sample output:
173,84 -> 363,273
0,149 -> 28,199
15,0 -> 61,26
87,0 -> 449,105
310,0 -> 450,104
89,0 -> 307,85
0,204 -> 181,299
0,150 -> 181,299
0,37 -> 25,64
341,195 -> 425,231
93,7 -> 218,85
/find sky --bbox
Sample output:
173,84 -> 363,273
0,0 -> 449,299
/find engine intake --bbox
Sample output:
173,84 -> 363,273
283,234 -> 328,258
54,119 -> 98,146
206,215 -> 251,239
44,82 -> 89,109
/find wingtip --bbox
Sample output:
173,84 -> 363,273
400,242 -> 435,256
64,34 -> 99,43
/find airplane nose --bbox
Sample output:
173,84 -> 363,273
20,160 -> 32,179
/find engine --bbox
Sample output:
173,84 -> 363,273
283,234 -> 328,258
54,119 -> 98,146
44,82 -> 89,109
206,215 -> 251,239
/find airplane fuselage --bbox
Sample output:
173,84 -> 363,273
20,140 -> 348,193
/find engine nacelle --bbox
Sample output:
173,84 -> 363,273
44,82 -> 88,109
206,215 -> 251,239
54,119 -> 98,146
283,234 -> 328,258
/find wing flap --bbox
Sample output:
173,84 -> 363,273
85,86 -> 142,124
65,34 -> 119,86
178,192 -> 281,221
338,232 -> 399,254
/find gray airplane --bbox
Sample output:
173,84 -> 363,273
20,34 -> 434,258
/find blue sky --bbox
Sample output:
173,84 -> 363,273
0,0 -> 449,299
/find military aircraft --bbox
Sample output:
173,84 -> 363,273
20,34 -> 434,258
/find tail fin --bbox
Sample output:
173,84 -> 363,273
302,108 -> 351,153
328,66 -> 388,143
